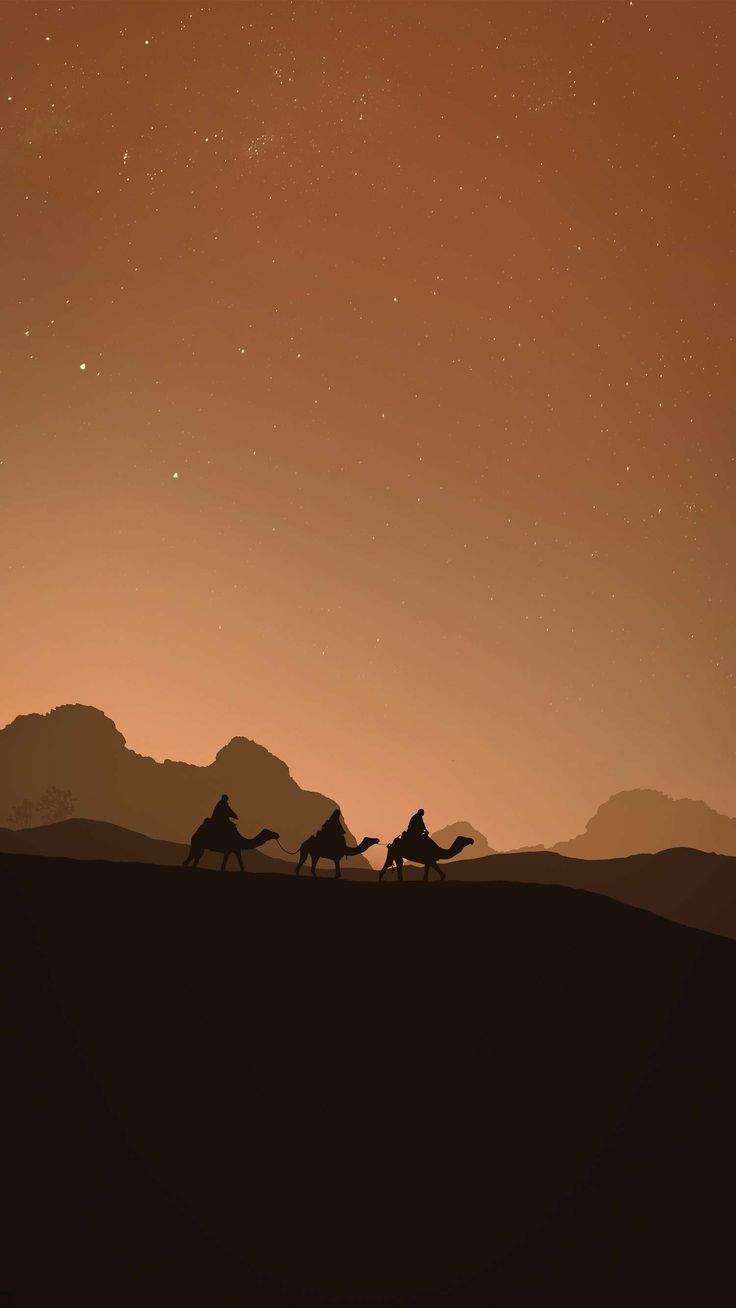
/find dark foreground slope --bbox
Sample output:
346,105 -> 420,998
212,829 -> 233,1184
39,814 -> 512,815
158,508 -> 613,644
460,846 -> 736,941
3,854 -> 735,1307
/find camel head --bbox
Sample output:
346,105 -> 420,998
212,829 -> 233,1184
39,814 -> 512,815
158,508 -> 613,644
447,835 -> 474,858
343,836 -> 382,857
241,828 -> 279,848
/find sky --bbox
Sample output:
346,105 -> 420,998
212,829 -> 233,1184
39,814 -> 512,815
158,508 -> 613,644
1,1 -> 734,850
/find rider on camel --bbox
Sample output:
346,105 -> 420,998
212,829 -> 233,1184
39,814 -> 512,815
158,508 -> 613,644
405,808 -> 429,841
211,794 -> 238,826
317,808 -> 346,844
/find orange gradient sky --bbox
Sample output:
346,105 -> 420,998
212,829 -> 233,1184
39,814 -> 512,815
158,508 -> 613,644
1,1 -> 734,848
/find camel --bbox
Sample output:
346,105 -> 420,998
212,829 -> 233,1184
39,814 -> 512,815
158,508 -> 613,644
295,832 -> 380,879
183,820 -> 279,871
379,833 -> 474,882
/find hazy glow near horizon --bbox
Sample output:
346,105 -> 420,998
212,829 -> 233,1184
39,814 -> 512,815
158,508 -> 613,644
1,2 -> 734,848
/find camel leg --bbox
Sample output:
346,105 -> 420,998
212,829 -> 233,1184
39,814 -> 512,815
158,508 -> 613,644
334,859 -> 341,879
311,855 -> 319,878
396,857 -> 404,882
222,851 -> 230,871
295,846 -> 306,875
236,849 -> 244,872
379,853 -> 395,881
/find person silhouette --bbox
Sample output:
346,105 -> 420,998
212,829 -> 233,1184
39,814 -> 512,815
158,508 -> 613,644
318,808 -> 346,842
406,808 -> 429,840
212,793 -> 238,825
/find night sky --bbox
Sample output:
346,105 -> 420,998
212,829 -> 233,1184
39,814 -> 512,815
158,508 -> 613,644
2,2 -> 733,849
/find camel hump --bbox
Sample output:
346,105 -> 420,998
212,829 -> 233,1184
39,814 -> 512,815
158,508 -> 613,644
203,814 -> 239,839
400,831 -> 433,861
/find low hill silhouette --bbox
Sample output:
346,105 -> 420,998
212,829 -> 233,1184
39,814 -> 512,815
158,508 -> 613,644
3,819 -> 736,938
452,846 -> 736,941
3,853 -> 735,1306
0,704 -> 369,865
553,788 -> 736,858
430,821 -> 496,858
0,817 -> 283,872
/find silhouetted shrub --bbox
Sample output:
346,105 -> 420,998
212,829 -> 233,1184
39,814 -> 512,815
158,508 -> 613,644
36,786 -> 77,824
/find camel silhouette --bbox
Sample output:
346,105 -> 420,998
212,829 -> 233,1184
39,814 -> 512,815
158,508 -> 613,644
379,833 -> 474,882
183,821 -> 279,871
295,831 -> 380,879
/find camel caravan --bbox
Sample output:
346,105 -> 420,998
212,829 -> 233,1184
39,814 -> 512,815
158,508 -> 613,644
184,797 -> 474,881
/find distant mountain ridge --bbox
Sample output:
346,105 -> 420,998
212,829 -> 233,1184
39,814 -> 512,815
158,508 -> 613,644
444,790 -> 736,860
552,789 -> 736,859
430,790 -> 736,861
0,704 -> 366,862
3,708 -> 735,866
430,821 -> 496,859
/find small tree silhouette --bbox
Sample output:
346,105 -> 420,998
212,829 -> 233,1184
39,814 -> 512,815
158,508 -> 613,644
36,786 -> 77,824
7,798 -> 36,829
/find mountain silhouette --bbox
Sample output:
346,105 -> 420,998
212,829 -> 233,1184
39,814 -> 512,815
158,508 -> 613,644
553,788 -> 736,858
431,794 -> 736,861
3,853 -> 735,1306
430,821 -> 496,858
0,704 -> 368,864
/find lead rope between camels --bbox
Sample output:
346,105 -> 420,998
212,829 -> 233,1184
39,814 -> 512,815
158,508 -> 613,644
275,838 -> 390,856
275,839 -> 301,855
